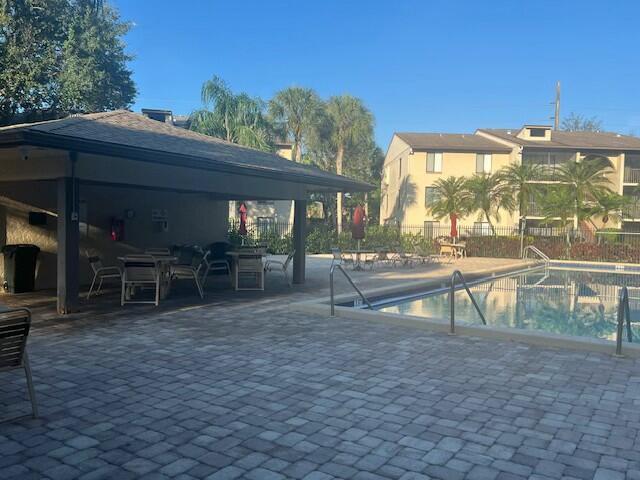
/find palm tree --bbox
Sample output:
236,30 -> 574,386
325,95 -> 374,233
556,157 -> 615,230
588,192 -> 629,229
464,173 -> 515,235
427,176 -> 469,236
189,76 -> 272,151
499,163 -> 545,255
268,87 -> 323,163
499,163 -> 545,221
540,185 -> 576,248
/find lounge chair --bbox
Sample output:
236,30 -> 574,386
413,246 -> 434,264
264,250 -> 295,286
121,255 -> 161,306
87,255 -> 122,299
170,251 -> 210,299
0,307 -> 38,420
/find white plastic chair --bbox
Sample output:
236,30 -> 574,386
87,255 -> 122,299
170,251 -> 210,299
264,250 -> 295,287
121,255 -> 161,306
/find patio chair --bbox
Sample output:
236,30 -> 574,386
413,246 -> 434,265
0,307 -> 38,420
391,249 -> 414,268
264,250 -> 295,286
86,255 -> 121,299
170,251 -> 210,299
121,255 -> 161,306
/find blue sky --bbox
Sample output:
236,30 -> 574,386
114,0 -> 640,147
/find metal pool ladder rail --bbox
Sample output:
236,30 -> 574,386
330,264 -> 373,316
615,286 -> 633,357
522,245 -> 550,265
449,270 -> 487,334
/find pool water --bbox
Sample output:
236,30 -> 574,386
378,266 -> 640,341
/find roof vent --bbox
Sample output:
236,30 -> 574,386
616,133 -> 621,137
507,130 -> 512,135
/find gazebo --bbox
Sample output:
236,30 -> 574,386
0,111 -> 371,313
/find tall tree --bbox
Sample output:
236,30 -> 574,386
499,163 -> 545,224
325,95 -> 374,233
0,0 -> 135,125
427,176 -> 469,232
189,76 -> 273,151
556,157 -> 614,229
561,112 -> 602,132
268,87 -> 322,163
59,0 -> 136,113
464,173 -> 514,235
540,185 -> 576,247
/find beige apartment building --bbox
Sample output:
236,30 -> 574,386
380,124 -> 640,235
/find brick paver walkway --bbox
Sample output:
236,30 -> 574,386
1,257 -> 639,479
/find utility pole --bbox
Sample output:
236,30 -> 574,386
553,81 -> 561,130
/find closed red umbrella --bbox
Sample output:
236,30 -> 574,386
352,205 -> 366,241
450,213 -> 458,240
238,202 -> 248,236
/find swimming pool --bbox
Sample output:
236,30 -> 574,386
376,265 -> 640,342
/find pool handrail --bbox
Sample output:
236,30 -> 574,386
330,264 -> 373,316
615,286 -> 633,356
449,270 -> 487,335
522,245 -> 550,265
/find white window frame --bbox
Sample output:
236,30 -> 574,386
426,152 -> 443,173
476,153 -> 492,174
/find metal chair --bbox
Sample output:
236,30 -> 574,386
0,307 -> 38,420
87,255 -> 121,299
170,251 -> 210,299
121,255 -> 161,306
264,250 -> 295,286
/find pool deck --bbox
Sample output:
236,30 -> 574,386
1,256 -> 639,479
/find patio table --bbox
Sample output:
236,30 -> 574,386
118,255 -> 177,300
228,250 -> 266,291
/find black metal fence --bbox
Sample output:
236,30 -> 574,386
228,220 -> 640,264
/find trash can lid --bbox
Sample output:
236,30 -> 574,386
1,244 -> 40,254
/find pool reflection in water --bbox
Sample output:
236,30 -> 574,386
379,267 -> 640,341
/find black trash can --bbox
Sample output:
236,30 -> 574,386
2,244 -> 40,293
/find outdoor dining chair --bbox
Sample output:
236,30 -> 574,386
86,255 -> 122,299
0,307 -> 38,420
170,251 -> 210,299
264,250 -> 295,286
121,255 -> 161,306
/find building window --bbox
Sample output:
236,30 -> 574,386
424,221 -> 439,238
426,152 -> 443,173
476,153 -> 492,174
529,127 -> 547,137
398,157 -> 402,179
383,166 -> 390,185
473,222 -> 492,236
425,187 -> 439,207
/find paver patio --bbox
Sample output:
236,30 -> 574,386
1,256 -> 639,479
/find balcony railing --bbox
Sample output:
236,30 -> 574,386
624,167 -> 640,184
524,201 -> 545,217
623,203 -> 640,219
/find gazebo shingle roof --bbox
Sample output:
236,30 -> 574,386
0,110 -> 371,191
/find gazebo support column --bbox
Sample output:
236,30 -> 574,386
292,199 -> 307,285
57,177 -> 80,314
